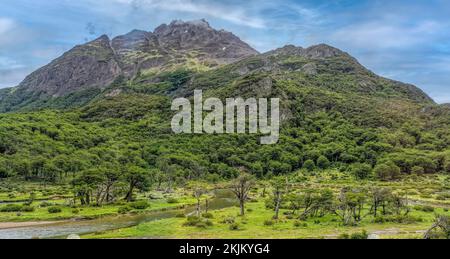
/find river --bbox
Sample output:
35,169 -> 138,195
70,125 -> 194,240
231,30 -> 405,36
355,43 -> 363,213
0,190 -> 237,239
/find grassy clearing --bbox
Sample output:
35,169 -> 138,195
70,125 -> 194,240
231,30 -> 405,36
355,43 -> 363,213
85,201 -> 446,239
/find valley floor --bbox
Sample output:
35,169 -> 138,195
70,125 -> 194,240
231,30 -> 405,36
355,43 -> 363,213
0,173 -> 449,239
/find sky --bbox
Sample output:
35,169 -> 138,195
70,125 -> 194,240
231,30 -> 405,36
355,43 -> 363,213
0,0 -> 449,103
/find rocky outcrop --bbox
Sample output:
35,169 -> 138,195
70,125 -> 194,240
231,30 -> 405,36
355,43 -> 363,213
18,35 -> 121,97
15,19 -> 259,97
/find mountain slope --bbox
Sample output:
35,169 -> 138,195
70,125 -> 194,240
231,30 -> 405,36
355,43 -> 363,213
0,20 -> 448,186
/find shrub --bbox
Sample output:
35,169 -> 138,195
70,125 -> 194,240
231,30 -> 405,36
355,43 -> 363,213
411,166 -> 425,175
129,201 -> 149,210
166,198 -> 179,204
202,212 -> 214,219
0,204 -> 23,212
183,216 -> 213,228
72,209 -> 80,214
205,220 -> 214,227
229,223 -> 240,231
351,163 -> 372,180
195,221 -> 208,229
47,207 -> 62,214
21,206 -> 35,212
338,230 -> 368,239
338,233 -> 350,239
118,206 -> 132,214
303,160 -> 315,172
317,156 -> 330,170
183,216 -> 202,227
175,213 -> 186,218
39,201 -> 54,208
414,205 -> 435,213
350,230 -> 368,239
221,216 -> 236,224
264,220 -> 275,226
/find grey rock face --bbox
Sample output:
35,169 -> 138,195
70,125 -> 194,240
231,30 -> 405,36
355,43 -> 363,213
15,19 -> 259,97
154,19 -> 259,64
266,44 -> 346,59
18,35 -> 121,97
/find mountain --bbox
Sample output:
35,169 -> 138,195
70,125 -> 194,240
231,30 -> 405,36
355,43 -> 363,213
0,19 -> 436,113
0,19 -> 258,112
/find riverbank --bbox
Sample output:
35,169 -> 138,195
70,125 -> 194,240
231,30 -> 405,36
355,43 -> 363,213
0,221 -> 61,230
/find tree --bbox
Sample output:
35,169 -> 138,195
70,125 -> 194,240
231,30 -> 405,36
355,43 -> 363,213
271,176 -> 289,220
334,188 -> 367,226
351,163 -> 372,180
123,166 -> 151,202
71,169 -> 105,206
368,188 -> 391,217
303,159 -> 315,172
230,173 -> 255,216
189,181 -> 208,217
317,156 -> 330,170
424,215 -> 449,239
374,161 -> 401,181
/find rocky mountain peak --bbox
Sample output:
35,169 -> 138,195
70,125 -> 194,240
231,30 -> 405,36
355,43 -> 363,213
153,19 -> 258,62
12,19 -> 258,97
304,44 -> 346,59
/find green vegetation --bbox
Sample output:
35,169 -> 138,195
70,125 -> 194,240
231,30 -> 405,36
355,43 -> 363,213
0,46 -> 449,239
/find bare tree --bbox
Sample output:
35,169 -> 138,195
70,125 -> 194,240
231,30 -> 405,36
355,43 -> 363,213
230,173 -> 255,216
271,176 -> 290,220
424,215 -> 449,239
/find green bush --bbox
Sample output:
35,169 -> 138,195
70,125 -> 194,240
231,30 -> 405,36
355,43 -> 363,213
202,212 -> 214,219
129,201 -> 149,210
339,230 -> 368,239
411,166 -> 425,175
303,160 -> 315,172
21,205 -> 35,212
350,230 -> 368,239
118,206 -> 132,214
338,233 -> 350,239
351,163 -> 372,180
229,223 -> 240,231
183,216 -> 203,226
317,156 -> 330,170
264,220 -> 274,226
72,208 -> 80,214
0,204 -> 23,212
183,216 -> 213,228
47,207 -> 62,214
39,201 -> 54,208
166,198 -> 179,204
414,205 -> 435,213
221,216 -> 236,224
293,221 -> 305,227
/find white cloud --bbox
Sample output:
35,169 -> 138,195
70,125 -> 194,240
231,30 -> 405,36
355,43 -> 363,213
108,0 -> 267,28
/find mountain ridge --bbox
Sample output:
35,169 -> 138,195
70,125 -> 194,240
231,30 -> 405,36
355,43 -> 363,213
0,19 -> 437,112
